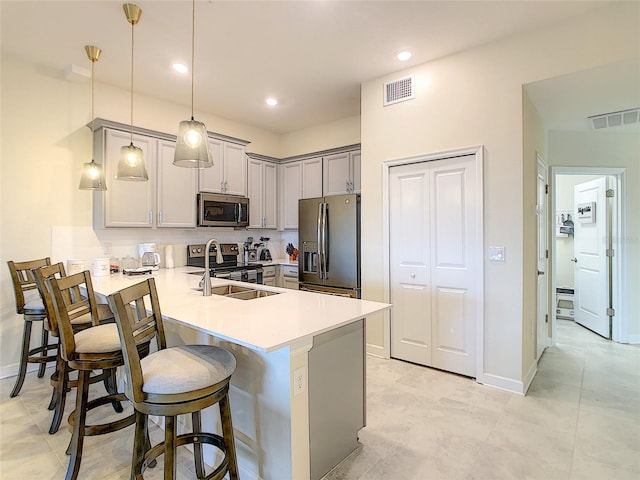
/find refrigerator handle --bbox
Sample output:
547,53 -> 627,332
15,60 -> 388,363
317,202 -> 324,279
321,202 -> 328,280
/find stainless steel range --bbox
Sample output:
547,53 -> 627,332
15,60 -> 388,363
187,243 -> 264,284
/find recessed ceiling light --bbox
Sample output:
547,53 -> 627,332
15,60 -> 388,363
265,97 -> 278,107
172,63 -> 188,74
396,50 -> 413,62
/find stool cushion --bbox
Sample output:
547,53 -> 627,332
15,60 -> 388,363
140,345 -> 236,395
74,324 -> 122,354
24,298 -> 45,316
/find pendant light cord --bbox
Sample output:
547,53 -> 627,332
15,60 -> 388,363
91,56 -> 95,141
130,19 -> 135,143
191,0 -> 195,120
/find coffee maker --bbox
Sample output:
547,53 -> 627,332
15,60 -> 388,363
138,243 -> 161,270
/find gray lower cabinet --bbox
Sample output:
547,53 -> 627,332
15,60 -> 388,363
309,319 -> 365,480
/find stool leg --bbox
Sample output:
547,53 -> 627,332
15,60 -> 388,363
65,370 -> 90,480
10,320 -> 33,398
164,416 -> 177,480
131,410 -> 147,480
49,356 -> 69,435
103,368 -> 124,413
37,328 -> 50,378
192,411 -> 205,479
220,394 -> 239,480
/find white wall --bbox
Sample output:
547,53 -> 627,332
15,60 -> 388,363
360,2 -> 639,391
549,131 -> 640,341
279,115 -> 361,158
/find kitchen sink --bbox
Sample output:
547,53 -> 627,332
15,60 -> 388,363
204,283 -> 280,300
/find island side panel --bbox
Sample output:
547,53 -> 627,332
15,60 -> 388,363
308,319 -> 366,479
164,321 -> 293,480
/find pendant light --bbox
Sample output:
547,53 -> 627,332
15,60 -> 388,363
115,3 -> 148,181
173,0 -> 213,168
79,45 -> 107,190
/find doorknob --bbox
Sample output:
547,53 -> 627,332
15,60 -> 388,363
537,270 -> 545,276
570,258 -> 578,263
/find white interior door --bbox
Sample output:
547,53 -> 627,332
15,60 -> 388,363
536,158 -> 548,359
573,177 -> 610,338
390,155 -> 478,377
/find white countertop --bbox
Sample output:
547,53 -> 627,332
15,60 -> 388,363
92,267 -> 390,353
257,258 -> 298,267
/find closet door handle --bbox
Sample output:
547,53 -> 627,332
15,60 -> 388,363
570,258 -> 578,263
537,270 -> 545,276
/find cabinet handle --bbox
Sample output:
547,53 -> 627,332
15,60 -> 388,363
158,211 -> 163,225
149,211 -> 153,225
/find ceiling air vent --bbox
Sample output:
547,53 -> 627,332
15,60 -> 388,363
384,75 -> 415,106
589,108 -> 640,130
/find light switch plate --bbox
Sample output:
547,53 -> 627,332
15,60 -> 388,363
489,246 -> 506,262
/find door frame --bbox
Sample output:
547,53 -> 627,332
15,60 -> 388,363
382,145 -> 485,382
536,153 -> 549,358
550,166 -> 627,344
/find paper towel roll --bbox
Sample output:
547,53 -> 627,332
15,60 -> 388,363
165,245 -> 175,268
173,244 -> 187,267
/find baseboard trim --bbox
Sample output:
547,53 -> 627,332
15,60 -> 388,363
366,343 -> 386,358
479,372 -> 524,395
627,334 -> 640,344
0,363 -> 39,381
522,360 -> 538,394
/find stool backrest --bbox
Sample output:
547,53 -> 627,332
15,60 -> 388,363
7,257 -> 51,314
107,278 -> 167,404
32,262 -> 67,333
46,271 -> 101,362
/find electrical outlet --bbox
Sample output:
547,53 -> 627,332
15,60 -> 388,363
293,367 -> 305,396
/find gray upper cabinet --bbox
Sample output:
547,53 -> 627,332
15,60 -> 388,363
323,150 -> 361,196
248,158 -> 277,229
93,127 -> 197,229
199,139 -> 247,196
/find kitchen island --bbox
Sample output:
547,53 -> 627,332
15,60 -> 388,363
91,267 -> 390,480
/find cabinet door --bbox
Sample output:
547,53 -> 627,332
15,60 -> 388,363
247,159 -> 264,229
157,140 -> 197,228
302,157 -> 323,198
351,150 -> 361,194
199,138 -> 224,193
103,129 -> 155,227
223,143 -> 247,196
263,162 -> 277,229
323,152 -> 351,196
282,162 -> 302,229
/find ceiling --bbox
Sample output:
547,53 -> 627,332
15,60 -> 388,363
2,1 -> 634,134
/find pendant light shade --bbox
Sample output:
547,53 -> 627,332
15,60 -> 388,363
79,45 -> 106,190
116,3 -> 148,181
173,0 -> 213,168
174,118 -> 212,167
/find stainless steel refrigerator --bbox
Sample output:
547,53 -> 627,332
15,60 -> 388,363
299,194 -> 361,298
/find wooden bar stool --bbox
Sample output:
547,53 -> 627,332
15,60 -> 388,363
108,278 -> 239,480
7,257 -> 58,397
32,263 -> 118,434
47,271 -> 151,480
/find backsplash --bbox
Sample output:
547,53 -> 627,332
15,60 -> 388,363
51,226 -> 298,269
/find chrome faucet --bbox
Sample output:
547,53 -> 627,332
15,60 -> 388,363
202,238 -> 224,296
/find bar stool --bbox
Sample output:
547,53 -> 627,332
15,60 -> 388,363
107,278 -> 239,480
7,257 -> 58,398
46,270 -> 151,480
31,263 -> 118,434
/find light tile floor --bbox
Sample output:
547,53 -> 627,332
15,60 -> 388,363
1,320 -> 638,479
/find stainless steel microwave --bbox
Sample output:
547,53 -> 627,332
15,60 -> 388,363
197,193 -> 249,227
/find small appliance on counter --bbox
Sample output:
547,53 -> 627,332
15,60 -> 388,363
259,236 -> 272,261
138,243 -> 161,270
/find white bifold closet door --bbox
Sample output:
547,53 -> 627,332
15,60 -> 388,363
389,155 -> 479,377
